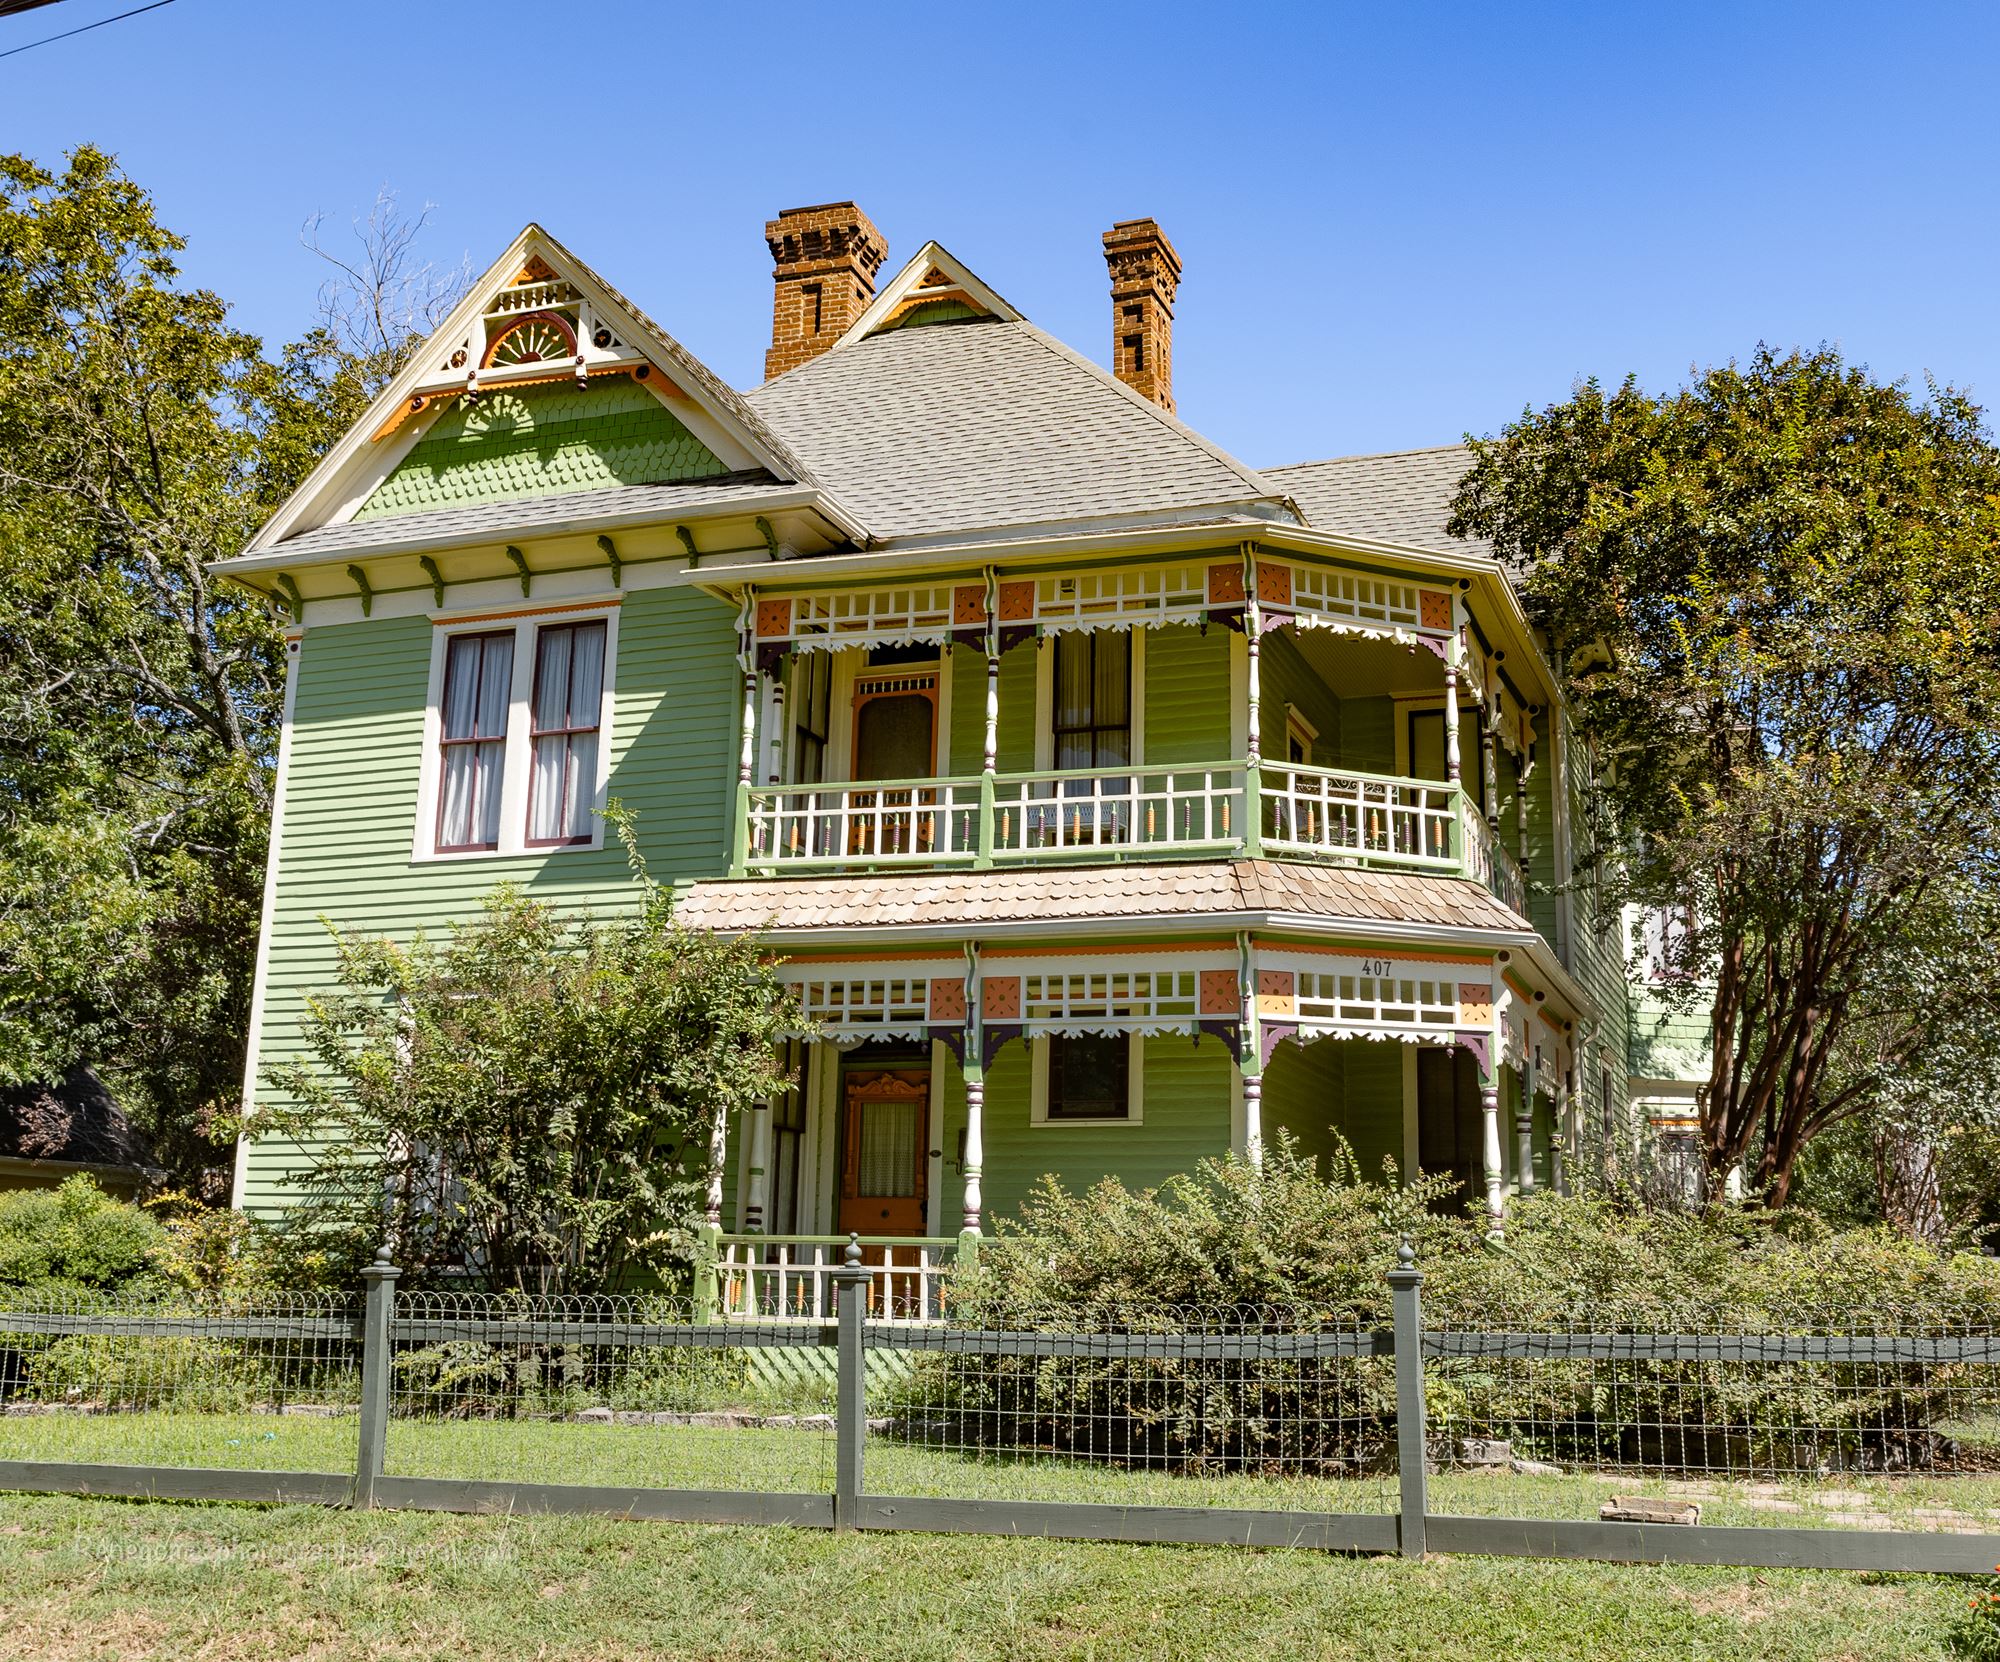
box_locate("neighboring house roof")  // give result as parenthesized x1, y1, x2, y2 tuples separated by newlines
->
(677, 858, 1527, 936)
(0, 1067, 159, 1176)
(271, 472, 791, 559)
(745, 317, 1292, 544)
(1262, 446, 1493, 561)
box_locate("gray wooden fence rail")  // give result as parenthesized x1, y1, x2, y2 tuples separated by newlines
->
(2, 1241, 1998, 1575)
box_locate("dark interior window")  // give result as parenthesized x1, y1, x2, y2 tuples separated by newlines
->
(1047, 1034, 1130, 1120)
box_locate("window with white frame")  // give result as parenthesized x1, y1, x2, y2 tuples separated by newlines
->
(418, 606, 617, 861)
(1031, 1034, 1144, 1124)
(436, 630, 514, 852)
(526, 620, 608, 846)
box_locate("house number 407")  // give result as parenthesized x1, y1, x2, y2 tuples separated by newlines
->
(1358, 958, 1395, 978)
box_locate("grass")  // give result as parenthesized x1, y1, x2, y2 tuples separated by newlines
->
(7, 1409, 2000, 1533)
(0, 1488, 1983, 1661)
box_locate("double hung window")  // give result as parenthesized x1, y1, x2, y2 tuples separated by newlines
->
(527, 620, 608, 846)
(437, 631, 514, 852)
(423, 607, 615, 860)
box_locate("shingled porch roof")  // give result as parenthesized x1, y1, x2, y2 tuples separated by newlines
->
(676, 858, 1528, 938)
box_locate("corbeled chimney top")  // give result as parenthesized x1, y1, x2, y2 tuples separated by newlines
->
(1102, 217, 1181, 413)
(764, 201, 888, 380)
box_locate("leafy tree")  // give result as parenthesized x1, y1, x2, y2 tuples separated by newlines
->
(0, 149, 456, 1191)
(1450, 347, 2000, 1207)
(256, 822, 798, 1294)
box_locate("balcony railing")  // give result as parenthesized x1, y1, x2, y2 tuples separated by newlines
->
(1463, 808, 1530, 916)
(716, 1234, 957, 1324)
(746, 777, 983, 866)
(989, 764, 1242, 858)
(738, 760, 1533, 913)
(1260, 763, 1459, 867)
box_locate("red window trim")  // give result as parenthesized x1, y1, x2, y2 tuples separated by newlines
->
(524, 618, 608, 848)
(435, 629, 514, 854)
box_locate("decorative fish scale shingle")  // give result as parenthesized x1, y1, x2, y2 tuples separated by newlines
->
(355, 380, 727, 520)
(677, 858, 1527, 936)
(743, 318, 1287, 542)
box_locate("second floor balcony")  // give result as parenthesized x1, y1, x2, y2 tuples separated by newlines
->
(737, 760, 1529, 917)
(718, 546, 1550, 926)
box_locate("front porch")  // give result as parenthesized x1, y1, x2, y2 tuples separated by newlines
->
(690, 928, 1586, 1323)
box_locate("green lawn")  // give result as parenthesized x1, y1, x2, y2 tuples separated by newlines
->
(7, 1409, 2000, 1532)
(0, 1489, 1981, 1661)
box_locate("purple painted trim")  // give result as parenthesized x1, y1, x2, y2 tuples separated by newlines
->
(998, 624, 1036, 655)
(981, 1024, 1023, 1070)
(1455, 1029, 1491, 1075)
(950, 628, 986, 654)
(1417, 636, 1448, 662)
(1259, 1020, 1299, 1067)
(755, 641, 790, 676)
(1196, 1019, 1241, 1053)
(1208, 605, 1247, 635)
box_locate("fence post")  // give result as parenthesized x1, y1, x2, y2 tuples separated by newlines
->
(353, 1245, 400, 1510)
(1387, 1236, 1428, 1558)
(832, 1232, 870, 1531)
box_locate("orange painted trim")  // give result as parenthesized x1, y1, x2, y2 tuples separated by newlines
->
(778, 951, 960, 968)
(1259, 940, 1491, 966)
(433, 599, 622, 627)
(981, 941, 1227, 960)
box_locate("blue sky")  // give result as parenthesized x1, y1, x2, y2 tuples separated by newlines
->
(7, 0, 1997, 468)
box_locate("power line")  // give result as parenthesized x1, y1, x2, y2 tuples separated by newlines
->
(0, 0, 175, 60)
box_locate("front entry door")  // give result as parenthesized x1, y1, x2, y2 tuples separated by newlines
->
(839, 1069, 930, 1236)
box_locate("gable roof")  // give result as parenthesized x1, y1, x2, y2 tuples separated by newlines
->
(833, 240, 1025, 344)
(746, 315, 1292, 544)
(0, 1066, 160, 1175)
(243, 224, 824, 556)
(1262, 445, 1492, 560)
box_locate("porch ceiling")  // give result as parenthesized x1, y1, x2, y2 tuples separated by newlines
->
(677, 857, 1525, 937)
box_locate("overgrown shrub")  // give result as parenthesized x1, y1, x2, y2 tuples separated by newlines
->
(896, 1146, 2000, 1476)
(0, 1176, 174, 1297)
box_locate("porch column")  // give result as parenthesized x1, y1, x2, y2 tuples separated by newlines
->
(976, 583, 999, 867)
(731, 596, 761, 872)
(764, 673, 786, 787)
(743, 1093, 774, 1233)
(1243, 550, 1264, 857)
(1242, 1077, 1264, 1172)
(1443, 655, 1462, 784)
(1482, 955, 1507, 1238)
(1237, 932, 1263, 1171)
(960, 1065, 985, 1241)
(1480, 1076, 1506, 1238)
(1517, 729, 1533, 872)
(1551, 1067, 1571, 1196)
(1482, 695, 1501, 833)
(1515, 1061, 1536, 1196)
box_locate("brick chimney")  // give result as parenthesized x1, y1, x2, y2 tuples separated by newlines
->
(763, 202, 888, 379)
(1102, 218, 1181, 412)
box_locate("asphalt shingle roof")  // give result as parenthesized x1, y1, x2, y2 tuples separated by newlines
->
(744, 319, 1288, 543)
(677, 858, 1526, 936)
(1263, 446, 1492, 560)
(0, 1066, 159, 1173)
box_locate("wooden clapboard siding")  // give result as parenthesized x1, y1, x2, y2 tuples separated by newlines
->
(1262, 1036, 1407, 1184)
(933, 1037, 1235, 1229)
(1141, 624, 1231, 764)
(238, 587, 739, 1218)
(1257, 630, 1343, 764)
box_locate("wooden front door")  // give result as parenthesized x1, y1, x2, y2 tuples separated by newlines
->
(839, 1069, 930, 1237)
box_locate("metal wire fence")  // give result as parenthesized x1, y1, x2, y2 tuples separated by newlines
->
(1424, 1301, 2000, 1532)
(0, 1290, 361, 1474)
(0, 1251, 1996, 1572)
(870, 1306, 1399, 1512)
(382, 1291, 835, 1494)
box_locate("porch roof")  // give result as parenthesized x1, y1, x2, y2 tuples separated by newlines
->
(676, 857, 1527, 937)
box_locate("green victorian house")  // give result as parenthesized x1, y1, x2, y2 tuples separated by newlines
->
(218, 202, 1683, 1316)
